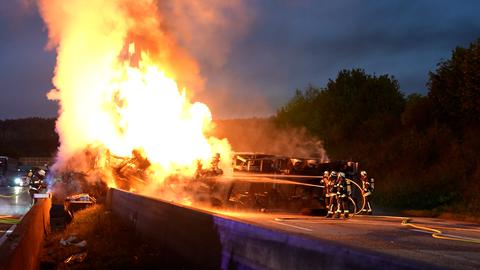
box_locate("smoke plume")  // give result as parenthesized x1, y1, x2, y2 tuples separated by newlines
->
(211, 118, 329, 161)
(36, 0, 250, 176)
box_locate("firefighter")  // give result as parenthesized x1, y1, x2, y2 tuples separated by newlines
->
(360, 171, 374, 215)
(26, 169, 33, 183)
(325, 171, 337, 218)
(320, 171, 329, 207)
(194, 160, 204, 179)
(29, 169, 46, 205)
(335, 172, 351, 218)
(210, 153, 223, 175)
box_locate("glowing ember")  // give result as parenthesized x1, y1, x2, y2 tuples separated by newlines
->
(37, 0, 232, 189)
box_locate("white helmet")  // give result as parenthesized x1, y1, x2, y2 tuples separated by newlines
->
(338, 172, 345, 178)
(323, 171, 329, 176)
(360, 171, 367, 177)
(37, 169, 46, 177)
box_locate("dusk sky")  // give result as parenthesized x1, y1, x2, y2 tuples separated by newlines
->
(1, 0, 480, 119)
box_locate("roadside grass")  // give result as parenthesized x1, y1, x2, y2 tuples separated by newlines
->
(39, 204, 168, 270)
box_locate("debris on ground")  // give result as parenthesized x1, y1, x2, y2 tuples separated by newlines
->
(65, 194, 97, 203)
(48, 172, 108, 205)
(64, 252, 87, 265)
(74, 240, 87, 248)
(59, 235, 77, 246)
(40, 205, 179, 270)
(65, 194, 96, 212)
(59, 235, 87, 248)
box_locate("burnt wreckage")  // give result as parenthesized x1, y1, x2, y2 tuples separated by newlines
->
(227, 153, 365, 215)
(110, 152, 366, 215)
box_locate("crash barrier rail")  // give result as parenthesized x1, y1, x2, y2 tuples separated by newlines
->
(0, 194, 18, 199)
(0, 198, 51, 270)
(108, 188, 438, 270)
(0, 216, 21, 225)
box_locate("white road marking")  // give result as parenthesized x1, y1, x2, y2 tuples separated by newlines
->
(275, 218, 391, 227)
(270, 220, 313, 232)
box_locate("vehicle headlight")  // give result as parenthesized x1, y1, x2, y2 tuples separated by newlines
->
(14, 177, 22, 185)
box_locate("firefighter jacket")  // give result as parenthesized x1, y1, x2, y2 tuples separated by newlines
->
(361, 176, 374, 196)
(336, 177, 351, 198)
(320, 176, 329, 188)
(325, 177, 337, 197)
(29, 177, 43, 190)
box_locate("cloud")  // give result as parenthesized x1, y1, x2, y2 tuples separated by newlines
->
(1, 0, 480, 119)
(198, 0, 480, 117)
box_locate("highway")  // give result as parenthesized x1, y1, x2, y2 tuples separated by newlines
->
(2, 182, 477, 269)
(0, 187, 31, 241)
(215, 210, 480, 270)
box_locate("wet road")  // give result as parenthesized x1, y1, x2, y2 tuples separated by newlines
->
(0, 187, 31, 240)
(217, 211, 480, 270)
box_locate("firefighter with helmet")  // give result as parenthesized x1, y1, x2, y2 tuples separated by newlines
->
(210, 153, 223, 175)
(335, 172, 351, 218)
(360, 171, 374, 215)
(320, 171, 329, 208)
(29, 169, 47, 205)
(26, 169, 33, 183)
(325, 171, 337, 218)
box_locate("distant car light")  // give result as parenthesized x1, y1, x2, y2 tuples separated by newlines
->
(14, 177, 22, 185)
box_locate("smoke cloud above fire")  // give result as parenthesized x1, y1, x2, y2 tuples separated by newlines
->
(35, 0, 252, 182)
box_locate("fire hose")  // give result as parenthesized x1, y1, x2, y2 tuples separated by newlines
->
(252, 174, 479, 244)
(347, 179, 366, 215)
(274, 215, 480, 245)
(401, 218, 480, 245)
(273, 177, 479, 244)
(226, 175, 366, 216)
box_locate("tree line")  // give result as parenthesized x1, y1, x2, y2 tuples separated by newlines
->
(275, 39, 480, 213)
(0, 118, 58, 157)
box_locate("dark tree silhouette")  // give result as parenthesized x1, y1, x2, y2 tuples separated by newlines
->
(428, 39, 480, 129)
(276, 69, 405, 154)
(0, 118, 58, 157)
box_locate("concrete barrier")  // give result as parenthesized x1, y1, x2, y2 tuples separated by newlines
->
(108, 188, 441, 270)
(0, 198, 51, 270)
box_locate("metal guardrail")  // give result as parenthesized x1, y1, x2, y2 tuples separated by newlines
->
(0, 198, 51, 270)
(107, 188, 439, 270)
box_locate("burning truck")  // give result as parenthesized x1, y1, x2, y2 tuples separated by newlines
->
(91, 150, 364, 215)
(228, 153, 364, 214)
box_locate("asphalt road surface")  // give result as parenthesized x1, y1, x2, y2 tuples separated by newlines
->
(0, 187, 31, 240)
(217, 211, 480, 270)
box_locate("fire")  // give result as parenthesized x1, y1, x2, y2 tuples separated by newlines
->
(101, 44, 230, 180)
(37, 0, 233, 189)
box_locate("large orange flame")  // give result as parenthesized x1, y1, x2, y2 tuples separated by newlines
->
(37, 0, 233, 188)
